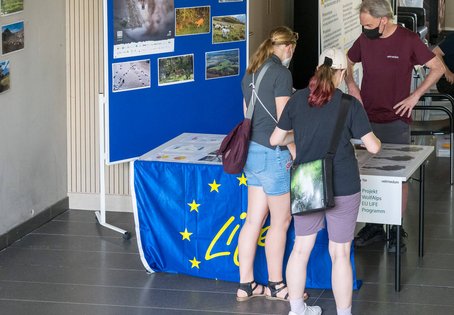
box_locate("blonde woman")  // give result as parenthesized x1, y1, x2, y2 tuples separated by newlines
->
(236, 26, 308, 302)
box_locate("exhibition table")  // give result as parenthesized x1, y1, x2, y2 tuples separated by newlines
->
(131, 133, 433, 292)
(355, 142, 433, 291)
(130, 133, 360, 289)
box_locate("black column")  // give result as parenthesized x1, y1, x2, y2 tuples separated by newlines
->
(292, 0, 318, 89)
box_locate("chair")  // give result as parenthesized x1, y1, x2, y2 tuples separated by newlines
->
(411, 93, 453, 184)
(397, 13, 417, 33)
(398, 6, 429, 39)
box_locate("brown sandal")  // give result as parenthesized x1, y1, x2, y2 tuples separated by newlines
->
(236, 280, 265, 302)
(266, 280, 309, 301)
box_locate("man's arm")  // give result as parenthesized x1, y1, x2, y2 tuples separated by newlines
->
(433, 46, 454, 83)
(394, 56, 445, 117)
(345, 57, 363, 104)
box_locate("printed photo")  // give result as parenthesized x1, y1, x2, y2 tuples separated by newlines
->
(2, 21, 24, 54)
(113, 0, 175, 57)
(158, 54, 194, 86)
(176, 6, 210, 36)
(0, 60, 10, 94)
(206, 49, 239, 79)
(112, 59, 151, 93)
(212, 14, 246, 44)
(0, 0, 24, 16)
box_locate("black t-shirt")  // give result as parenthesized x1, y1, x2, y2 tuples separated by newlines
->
(439, 33, 454, 73)
(278, 88, 372, 196)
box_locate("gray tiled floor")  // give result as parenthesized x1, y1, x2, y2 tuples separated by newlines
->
(0, 152, 453, 314)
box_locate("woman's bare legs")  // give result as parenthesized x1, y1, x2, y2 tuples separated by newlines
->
(286, 234, 317, 300)
(329, 240, 353, 311)
(265, 192, 292, 298)
(237, 186, 269, 298)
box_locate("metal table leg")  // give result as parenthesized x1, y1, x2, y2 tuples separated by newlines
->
(395, 224, 401, 292)
(419, 163, 425, 257)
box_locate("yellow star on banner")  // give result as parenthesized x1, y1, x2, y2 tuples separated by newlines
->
(208, 179, 221, 192)
(187, 200, 200, 212)
(180, 228, 193, 241)
(189, 257, 201, 269)
(237, 173, 248, 186)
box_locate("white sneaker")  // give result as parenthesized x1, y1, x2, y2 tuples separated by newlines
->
(288, 305, 322, 315)
(303, 305, 322, 315)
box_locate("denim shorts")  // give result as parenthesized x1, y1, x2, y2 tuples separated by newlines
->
(244, 141, 292, 196)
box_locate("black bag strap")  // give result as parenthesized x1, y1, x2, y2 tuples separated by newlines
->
(327, 94, 352, 155)
(245, 62, 272, 119)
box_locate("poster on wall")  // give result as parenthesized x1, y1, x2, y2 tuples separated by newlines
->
(212, 14, 246, 44)
(205, 49, 239, 79)
(158, 54, 194, 86)
(175, 6, 210, 36)
(1, 21, 24, 55)
(112, 59, 151, 93)
(319, 0, 362, 89)
(113, 0, 175, 58)
(0, 0, 23, 16)
(0, 60, 10, 94)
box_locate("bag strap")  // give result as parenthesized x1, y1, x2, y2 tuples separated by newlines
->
(327, 94, 352, 155)
(245, 62, 272, 119)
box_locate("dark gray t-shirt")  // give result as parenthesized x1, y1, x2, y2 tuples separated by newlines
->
(241, 55, 293, 149)
(439, 33, 454, 72)
(278, 88, 372, 196)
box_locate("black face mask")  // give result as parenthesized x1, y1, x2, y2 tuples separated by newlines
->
(362, 19, 383, 39)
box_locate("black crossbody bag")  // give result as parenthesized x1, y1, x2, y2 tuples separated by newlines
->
(290, 94, 352, 215)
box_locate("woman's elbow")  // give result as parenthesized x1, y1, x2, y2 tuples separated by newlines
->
(367, 141, 381, 154)
(269, 136, 279, 146)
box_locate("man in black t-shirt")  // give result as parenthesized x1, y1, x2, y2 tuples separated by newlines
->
(433, 33, 454, 96)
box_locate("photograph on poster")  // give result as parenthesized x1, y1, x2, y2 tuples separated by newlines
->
(1, 21, 24, 54)
(112, 59, 151, 93)
(219, 0, 243, 2)
(0, 0, 23, 16)
(158, 54, 194, 86)
(212, 14, 246, 44)
(206, 49, 239, 79)
(0, 60, 10, 94)
(113, 0, 175, 58)
(175, 6, 210, 36)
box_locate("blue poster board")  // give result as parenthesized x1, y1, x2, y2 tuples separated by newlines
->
(104, 0, 248, 163)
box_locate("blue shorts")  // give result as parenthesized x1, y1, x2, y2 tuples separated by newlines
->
(244, 141, 292, 196)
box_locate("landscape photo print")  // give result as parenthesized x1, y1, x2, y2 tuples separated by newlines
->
(0, 0, 24, 16)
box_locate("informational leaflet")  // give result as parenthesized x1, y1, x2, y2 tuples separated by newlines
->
(140, 133, 224, 165)
(357, 175, 402, 225)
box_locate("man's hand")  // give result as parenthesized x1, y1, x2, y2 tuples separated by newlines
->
(393, 93, 420, 117)
(445, 70, 454, 84)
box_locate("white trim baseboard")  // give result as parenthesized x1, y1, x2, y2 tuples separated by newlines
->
(68, 193, 132, 212)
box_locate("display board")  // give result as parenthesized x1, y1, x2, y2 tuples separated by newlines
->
(104, 0, 248, 163)
(319, 0, 363, 90)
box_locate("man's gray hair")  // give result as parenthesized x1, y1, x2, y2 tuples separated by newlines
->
(359, 0, 394, 20)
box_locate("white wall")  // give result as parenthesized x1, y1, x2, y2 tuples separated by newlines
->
(0, 0, 67, 235)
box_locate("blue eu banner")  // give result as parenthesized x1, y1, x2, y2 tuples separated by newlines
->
(132, 160, 361, 289)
